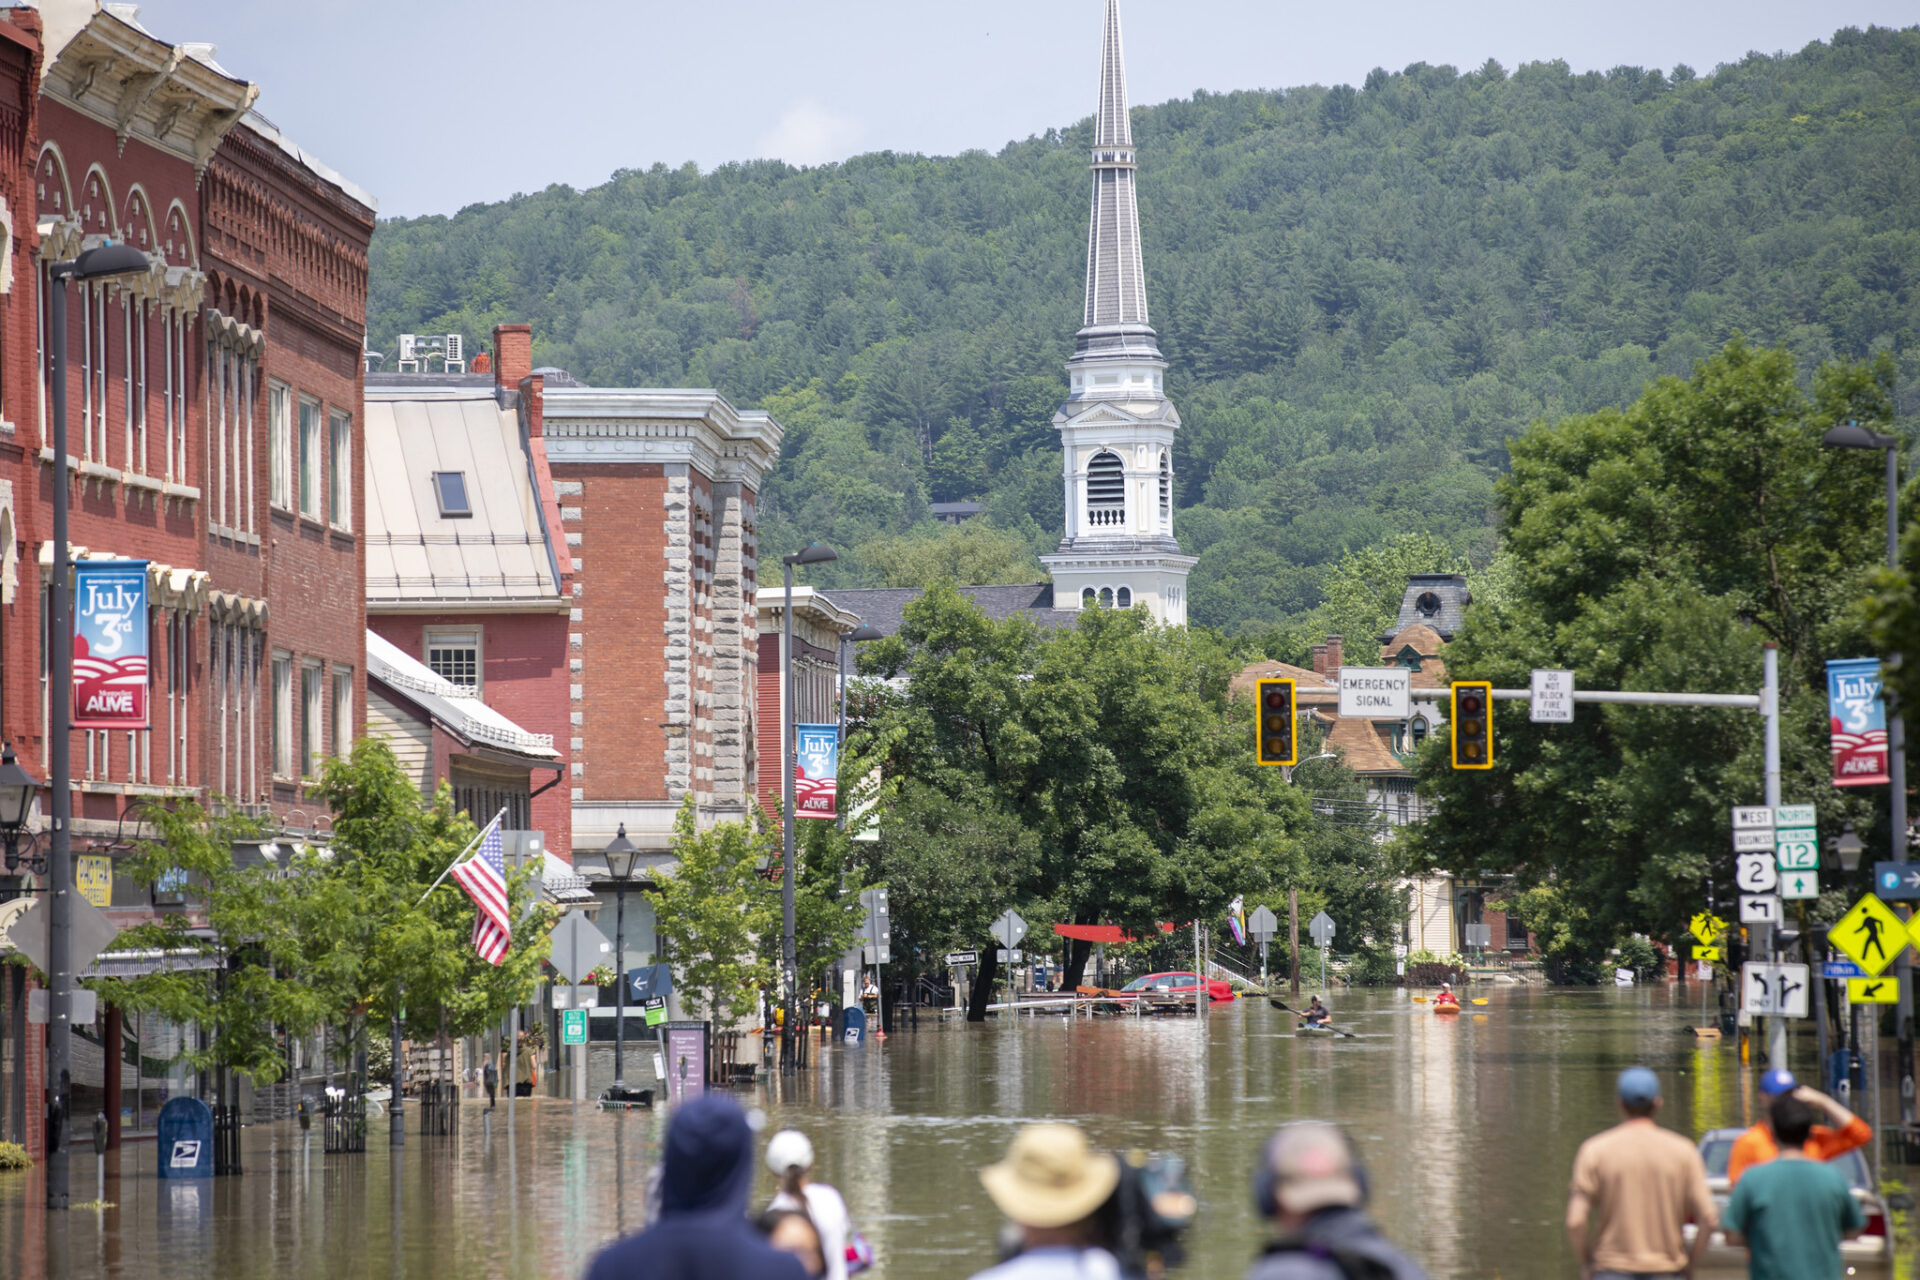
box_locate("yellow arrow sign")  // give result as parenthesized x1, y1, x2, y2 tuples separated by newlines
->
(1691, 945, 1722, 961)
(1849, 976, 1899, 1005)
(1690, 912, 1728, 945)
(1829, 894, 1912, 978)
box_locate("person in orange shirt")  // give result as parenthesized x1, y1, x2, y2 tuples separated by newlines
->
(1433, 982, 1459, 1008)
(1726, 1069, 1870, 1185)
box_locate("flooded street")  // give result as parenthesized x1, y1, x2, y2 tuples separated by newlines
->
(3, 985, 1911, 1279)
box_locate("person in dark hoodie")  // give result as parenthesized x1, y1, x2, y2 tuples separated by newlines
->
(1246, 1122, 1429, 1280)
(584, 1094, 808, 1280)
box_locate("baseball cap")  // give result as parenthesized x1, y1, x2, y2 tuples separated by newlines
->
(1265, 1122, 1363, 1214)
(765, 1129, 815, 1174)
(1617, 1066, 1661, 1105)
(1759, 1068, 1797, 1097)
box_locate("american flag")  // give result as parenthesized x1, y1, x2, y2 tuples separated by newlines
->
(450, 820, 512, 965)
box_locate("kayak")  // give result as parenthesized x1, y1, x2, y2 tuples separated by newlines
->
(1296, 1022, 1339, 1036)
(1433, 1002, 1461, 1015)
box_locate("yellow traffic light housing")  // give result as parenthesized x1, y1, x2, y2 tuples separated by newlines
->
(1451, 681, 1493, 770)
(1255, 678, 1298, 766)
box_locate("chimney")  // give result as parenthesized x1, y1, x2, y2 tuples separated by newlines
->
(1310, 644, 1327, 676)
(519, 374, 545, 438)
(493, 323, 532, 391)
(1325, 635, 1343, 674)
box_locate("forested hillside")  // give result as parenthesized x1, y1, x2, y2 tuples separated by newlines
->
(369, 26, 1920, 634)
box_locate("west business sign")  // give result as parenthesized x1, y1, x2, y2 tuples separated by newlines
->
(1826, 658, 1890, 787)
(1338, 667, 1410, 720)
(73, 561, 150, 729)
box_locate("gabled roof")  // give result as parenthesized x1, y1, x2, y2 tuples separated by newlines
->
(366, 631, 558, 761)
(1325, 715, 1404, 775)
(364, 387, 565, 610)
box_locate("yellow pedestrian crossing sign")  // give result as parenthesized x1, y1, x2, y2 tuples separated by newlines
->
(1829, 894, 1912, 978)
(1849, 976, 1899, 1005)
(1689, 913, 1728, 946)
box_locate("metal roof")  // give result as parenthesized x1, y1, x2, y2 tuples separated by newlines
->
(364, 388, 564, 608)
(1385, 574, 1472, 642)
(366, 631, 559, 760)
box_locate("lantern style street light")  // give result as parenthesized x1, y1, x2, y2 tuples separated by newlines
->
(44, 240, 156, 1209)
(1833, 823, 1866, 874)
(603, 825, 640, 1093)
(780, 543, 837, 1070)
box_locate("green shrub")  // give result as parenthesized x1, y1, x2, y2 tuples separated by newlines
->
(0, 1141, 31, 1170)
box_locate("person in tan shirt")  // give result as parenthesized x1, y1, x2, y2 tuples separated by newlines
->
(1566, 1066, 1716, 1280)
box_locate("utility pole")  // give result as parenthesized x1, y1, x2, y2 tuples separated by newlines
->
(1288, 888, 1300, 997)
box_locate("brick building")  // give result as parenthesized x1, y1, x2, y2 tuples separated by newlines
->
(0, 1, 374, 1156)
(755, 587, 861, 827)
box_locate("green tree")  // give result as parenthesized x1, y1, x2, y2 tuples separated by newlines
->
(858, 522, 1044, 588)
(650, 798, 780, 1023)
(1314, 533, 1471, 646)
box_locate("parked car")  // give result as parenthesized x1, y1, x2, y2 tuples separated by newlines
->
(1681, 1125, 1894, 1276)
(1118, 971, 1236, 1003)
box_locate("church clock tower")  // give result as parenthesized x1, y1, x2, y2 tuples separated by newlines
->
(1040, 0, 1196, 624)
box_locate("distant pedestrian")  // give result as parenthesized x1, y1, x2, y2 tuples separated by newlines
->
(582, 1094, 807, 1280)
(1721, 1093, 1865, 1280)
(482, 1056, 498, 1110)
(767, 1129, 853, 1280)
(1726, 1070, 1870, 1186)
(968, 1122, 1122, 1280)
(1566, 1066, 1715, 1280)
(1245, 1120, 1428, 1280)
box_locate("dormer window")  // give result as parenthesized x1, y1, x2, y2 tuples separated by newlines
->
(433, 471, 472, 518)
(1415, 591, 1442, 616)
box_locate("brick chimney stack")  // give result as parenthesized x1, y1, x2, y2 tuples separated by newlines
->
(493, 323, 532, 390)
(1325, 634, 1344, 674)
(1310, 644, 1327, 676)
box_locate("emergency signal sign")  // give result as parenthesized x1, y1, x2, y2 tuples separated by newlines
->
(1255, 678, 1298, 767)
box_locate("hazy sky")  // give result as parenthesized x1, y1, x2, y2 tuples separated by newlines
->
(117, 0, 1917, 218)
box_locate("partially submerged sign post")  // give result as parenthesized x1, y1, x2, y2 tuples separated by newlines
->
(1308, 912, 1335, 992)
(1248, 905, 1279, 985)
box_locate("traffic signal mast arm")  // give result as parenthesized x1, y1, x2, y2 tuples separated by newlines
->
(1481, 687, 1762, 710)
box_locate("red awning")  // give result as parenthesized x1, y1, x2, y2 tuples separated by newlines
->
(1051, 923, 1178, 944)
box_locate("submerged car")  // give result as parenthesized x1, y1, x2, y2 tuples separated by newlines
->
(1682, 1125, 1894, 1276)
(1117, 971, 1236, 1003)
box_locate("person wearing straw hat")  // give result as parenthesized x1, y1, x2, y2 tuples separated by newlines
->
(969, 1123, 1123, 1280)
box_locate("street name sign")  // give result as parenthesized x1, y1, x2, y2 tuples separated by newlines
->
(561, 1009, 587, 1046)
(1829, 894, 1911, 977)
(1731, 806, 1775, 831)
(1741, 961, 1810, 1017)
(1774, 828, 1819, 869)
(1823, 960, 1864, 979)
(1849, 976, 1899, 1005)
(990, 909, 1028, 949)
(1780, 870, 1820, 900)
(1775, 804, 1816, 827)
(945, 950, 979, 967)
(1248, 905, 1279, 942)
(1739, 894, 1782, 925)
(1530, 669, 1574, 723)
(1735, 853, 1778, 894)
(1876, 862, 1920, 900)
(1338, 667, 1410, 720)
(1733, 830, 1776, 852)
(1308, 911, 1336, 947)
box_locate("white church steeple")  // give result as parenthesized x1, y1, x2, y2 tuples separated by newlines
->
(1041, 0, 1196, 623)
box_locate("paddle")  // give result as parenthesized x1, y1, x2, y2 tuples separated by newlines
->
(1270, 998, 1357, 1038)
(1470, 998, 1490, 1006)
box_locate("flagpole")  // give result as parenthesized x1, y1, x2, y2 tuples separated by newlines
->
(417, 808, 509, 905)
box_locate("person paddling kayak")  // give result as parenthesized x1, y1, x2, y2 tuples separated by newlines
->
(1433, 983, 1459, 1009)
(1300, 997, 1332, 1028)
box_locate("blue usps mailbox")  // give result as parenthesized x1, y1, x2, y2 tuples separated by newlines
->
(157, 1097, 213, 1179)
(841, 1005, 867, 1045)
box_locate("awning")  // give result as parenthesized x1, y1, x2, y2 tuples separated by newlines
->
(1052, 922, 1177, 944)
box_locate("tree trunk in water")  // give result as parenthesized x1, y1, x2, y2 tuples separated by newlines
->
(1061, 937, 1093, 991)
(966, 950, 1000, 1022)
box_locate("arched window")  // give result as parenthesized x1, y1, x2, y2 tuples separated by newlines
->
(1086, 450, 1124, 527)
(1082, 587, 1097, 608)
(1159, 453, 1171, 520)
(1098, 587, 1114, 608)
(1116, 586, 1132, 608)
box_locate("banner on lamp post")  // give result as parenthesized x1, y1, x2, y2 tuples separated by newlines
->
(794, 723, 839, 820)
(73, 560, 150, 729)
(1826, 658, 1890, 787)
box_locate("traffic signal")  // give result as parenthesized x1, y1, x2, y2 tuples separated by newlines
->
(1255, 678, 1297, 766)
(1451, 681, 1493, 770)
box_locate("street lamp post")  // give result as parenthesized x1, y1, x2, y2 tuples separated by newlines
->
(45, 240, 153, 1209)
(780, 544, 837, 1071)
(0, 745, 43, 1145)
(831, 625, 883, 1021)
(1283, 752, 1336, 996)
(1823, 420, 1914, 1125)
(603, 825, 639, 1094)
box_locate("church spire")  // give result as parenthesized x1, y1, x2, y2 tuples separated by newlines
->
(1081, 0, 1152, 338)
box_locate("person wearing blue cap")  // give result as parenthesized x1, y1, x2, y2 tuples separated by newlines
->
(1566, 1066, 1715, 1280)
(1725, 1069, 1869, 1186)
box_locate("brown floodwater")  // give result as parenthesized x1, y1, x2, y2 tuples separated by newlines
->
(1, 984, 1911, 1279)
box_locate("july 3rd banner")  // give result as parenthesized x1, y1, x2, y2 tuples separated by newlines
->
(73, 560, 150, 729)
(1826, 657, 1890, 787)
(794, 723, 839, 820)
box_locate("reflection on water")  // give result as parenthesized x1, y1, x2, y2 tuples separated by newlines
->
(1, 985, 1909, 1279)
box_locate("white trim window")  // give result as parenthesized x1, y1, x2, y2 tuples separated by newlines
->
(271, 652, 293, 778)
(298, 397, 322, 519)
(301, 662, 323, 778)
(425, 627, 480, 693)
(328, 409, 351, 530)
(269, 381, 291, 510)
(332, 666, 353, 758)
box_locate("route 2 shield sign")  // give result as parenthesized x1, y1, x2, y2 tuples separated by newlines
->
(1735, 853, 1778, 894)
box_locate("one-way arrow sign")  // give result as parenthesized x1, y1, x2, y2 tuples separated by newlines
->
(1876, 861, 1920, 900)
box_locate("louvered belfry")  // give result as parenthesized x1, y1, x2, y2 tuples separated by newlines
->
(1042, 0, 1197, 624)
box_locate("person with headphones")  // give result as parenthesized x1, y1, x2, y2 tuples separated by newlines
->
(1247, 1122, 1430, 1280)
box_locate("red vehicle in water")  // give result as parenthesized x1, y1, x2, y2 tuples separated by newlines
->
(1102, 971, 1236, 1003)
